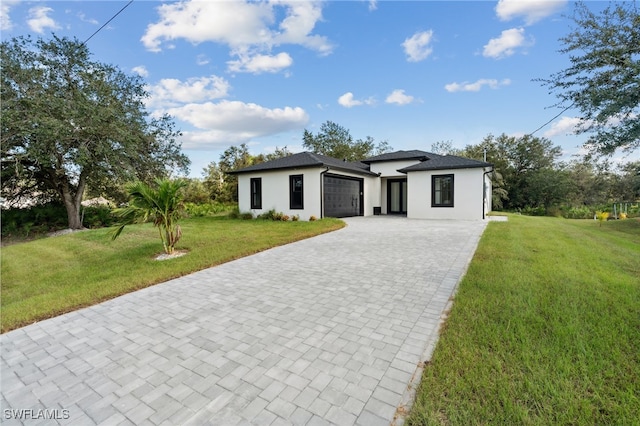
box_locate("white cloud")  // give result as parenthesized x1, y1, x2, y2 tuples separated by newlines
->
(0, 0, 19, 31)
(228, 52, 293, 74)
(402, 30, 434, 62)
(338, 92, 361, 108)
(144, 73, 308, 149)
(368, 1, 378, 12)
(132, 66, 149, 78)
(543, 116, 582, 137)
(196, 54, 210, 66)
(141, 0, 331, 73)
(483, 27, 531, 59)
(496, 0, 567, 25)
(444, 78, 511, 93)
(77, 12, 99, 25)
(274, 1, 331, 54)
(165, 100, 309, 149)
(338, 92, 375, 108)
(147, 75, 231, 108)
(385, 89, 415, 105)
(27, 6, 60, 33)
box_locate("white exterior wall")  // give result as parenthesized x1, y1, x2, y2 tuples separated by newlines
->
(369, 160, 419, 177)
(237, 168, 322, 220)
(237, 168, 379, 220)
(407, 168, 489, 220)
(365, 175, 381, 216)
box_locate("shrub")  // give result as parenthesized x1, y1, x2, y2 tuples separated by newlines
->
(561, 206, 593, 219)
(227, 207, 253, 220)
(82, 206, 117, 228)
(291, 215, 299, 221)
(309, 215, 317, 221)
(257, 210, 291, 221)
(2, 203, 67, 237)
(185, 202, 235, 217)
(257, 209, 278, 220)
(519, 206, 547, 216)
(227, 207, 241, 219)
(595, 211, 610, 226)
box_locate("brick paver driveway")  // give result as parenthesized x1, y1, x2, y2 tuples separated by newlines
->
(1, 217, 487, 425)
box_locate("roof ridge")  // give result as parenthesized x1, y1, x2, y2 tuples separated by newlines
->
(306, 151, 324, 164)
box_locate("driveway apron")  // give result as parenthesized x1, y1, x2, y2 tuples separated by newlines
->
(1, 217, 487, 425)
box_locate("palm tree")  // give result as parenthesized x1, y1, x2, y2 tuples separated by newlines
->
(111, 179, 187, 255)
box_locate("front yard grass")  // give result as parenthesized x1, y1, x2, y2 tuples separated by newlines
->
(407, 215, 640, 425)
(1, 216, 344, 333)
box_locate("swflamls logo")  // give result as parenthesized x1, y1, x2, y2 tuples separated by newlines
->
(3, 408, 70, 420)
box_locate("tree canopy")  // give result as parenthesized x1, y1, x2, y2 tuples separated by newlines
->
(542, 1, 640, 156)
(203, 143, 293, 202)
(1, 35, 189, 229)
(302, 121, 392, 161)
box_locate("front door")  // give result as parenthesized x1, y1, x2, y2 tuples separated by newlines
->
(387, 179, 407, 214)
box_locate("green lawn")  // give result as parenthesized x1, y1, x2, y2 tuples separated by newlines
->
(1, 216, 344, 333)
(407, 215, 640, 425)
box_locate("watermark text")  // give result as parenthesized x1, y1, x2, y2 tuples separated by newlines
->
(4, 408, 70, 420)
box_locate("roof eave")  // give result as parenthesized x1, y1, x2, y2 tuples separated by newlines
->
(399, 163, 493, 173)
(362, 155, 429, 164)
(228, 164, 321, 175)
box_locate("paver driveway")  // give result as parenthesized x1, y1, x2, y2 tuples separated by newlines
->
(1, 217, 487, 426)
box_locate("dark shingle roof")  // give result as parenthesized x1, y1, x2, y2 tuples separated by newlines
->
(361, 150, 436, 163)
(398, 155, 492, 172)
(229, 151, 379, 176)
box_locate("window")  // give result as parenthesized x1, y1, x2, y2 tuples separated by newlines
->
(250, 178, 262, 209)
(290, 174, 304, 209)
(432, 174, 454, 207)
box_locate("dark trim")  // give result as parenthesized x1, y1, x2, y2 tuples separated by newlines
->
(289, 174, 304, 210)
(320, 167, 330, 218)
(250, 177, 262, 209)
(387, 178, 407, 215)
(432, 174, 454, 208)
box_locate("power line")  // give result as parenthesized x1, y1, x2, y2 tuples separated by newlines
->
(526, 103, 575, 137)
(83, 0, 134, 45)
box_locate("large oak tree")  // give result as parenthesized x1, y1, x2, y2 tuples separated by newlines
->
(1, 35, 189, 229)
(542, 1, 639, 155)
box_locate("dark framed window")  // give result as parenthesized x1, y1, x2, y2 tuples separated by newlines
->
(250, 178, 262, 209)
(290, 174, 304, 209)
(432, 174, 454, 207)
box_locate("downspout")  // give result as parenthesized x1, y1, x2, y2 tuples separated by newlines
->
(320, 167, 330, 219)
(482, 167, 494, 220)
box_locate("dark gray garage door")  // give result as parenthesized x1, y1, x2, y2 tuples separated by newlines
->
(323, 174, 363, 218)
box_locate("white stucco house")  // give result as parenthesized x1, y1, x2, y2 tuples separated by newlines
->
(229, 150, 493, 221)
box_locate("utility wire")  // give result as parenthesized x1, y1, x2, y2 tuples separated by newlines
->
(526, 103, 575, 137)
(82, 0, 134, 45)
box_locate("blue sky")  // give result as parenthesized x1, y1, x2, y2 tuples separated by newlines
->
(2, 1, 636, 177)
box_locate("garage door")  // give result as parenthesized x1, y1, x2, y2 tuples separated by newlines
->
(323, 174, 363, 218)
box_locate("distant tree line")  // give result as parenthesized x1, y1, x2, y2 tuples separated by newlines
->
(432, 135, 640, 216)
(196, 127, 638, 216)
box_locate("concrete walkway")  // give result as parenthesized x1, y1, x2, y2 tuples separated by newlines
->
(1, 217, 487, 426)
